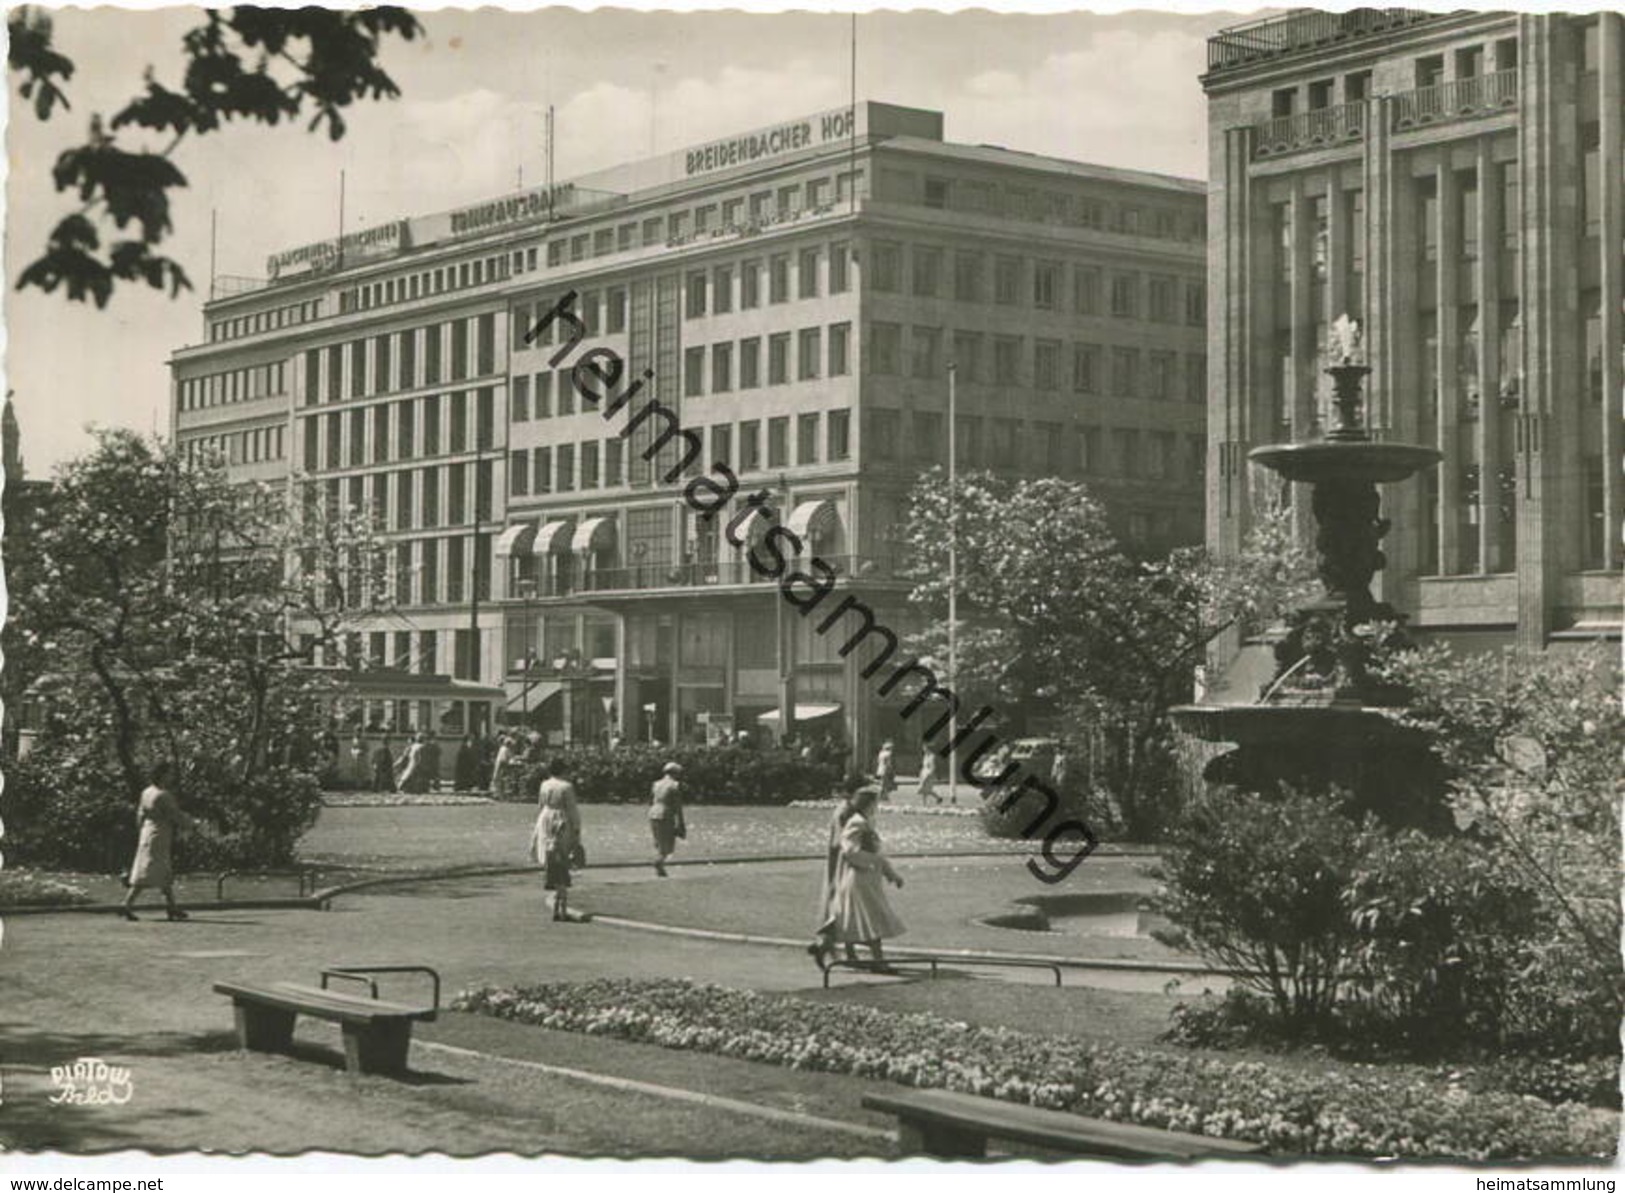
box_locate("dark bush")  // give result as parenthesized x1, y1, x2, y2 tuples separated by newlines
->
(505, 743, 841, 806)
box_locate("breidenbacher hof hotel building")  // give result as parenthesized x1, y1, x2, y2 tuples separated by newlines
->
(170, 102, 1208, 764)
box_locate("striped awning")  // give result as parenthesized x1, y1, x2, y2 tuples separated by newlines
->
(533, 520, 575, 555)
(727, 506, 775, 553)
(787, 499, 838, 545)
(571, 516, 616, 553)
(494, 522, 537, 557)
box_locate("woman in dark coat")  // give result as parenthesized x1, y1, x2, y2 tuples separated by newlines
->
(454, 735, 478, 792)
(370, 737, 396, 792)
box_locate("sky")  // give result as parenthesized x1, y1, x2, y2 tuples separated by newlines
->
(3, 4, 1249, 475)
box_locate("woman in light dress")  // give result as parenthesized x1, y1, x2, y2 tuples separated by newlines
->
(529, 757, 584, 922)
(119, 762, 189, 922)
(812, 783, 905, 969)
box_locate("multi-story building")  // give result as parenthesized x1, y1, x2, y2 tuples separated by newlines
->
(1202, 10, 1622, 682)
(170, 101, 1208, 763)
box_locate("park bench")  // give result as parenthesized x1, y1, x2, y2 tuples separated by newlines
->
(213, 964, 440, 1077)
(863, 1088, 1268, 1160)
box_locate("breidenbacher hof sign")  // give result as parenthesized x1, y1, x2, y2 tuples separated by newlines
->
(684, 107, 857, 178)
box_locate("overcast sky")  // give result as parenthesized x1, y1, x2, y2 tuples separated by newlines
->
(5, 5, 1247, 474)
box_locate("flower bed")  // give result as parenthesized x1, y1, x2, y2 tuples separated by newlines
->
(787, 799, 980, 819)
(0, 869, 94, 908)
(321, 791, 496, 808)
(452, 978, 1617, 1160)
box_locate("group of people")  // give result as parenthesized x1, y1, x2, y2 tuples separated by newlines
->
(362, 730, 552, 796)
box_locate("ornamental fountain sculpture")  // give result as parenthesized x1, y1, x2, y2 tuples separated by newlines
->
(1172, 316, 1449, 828)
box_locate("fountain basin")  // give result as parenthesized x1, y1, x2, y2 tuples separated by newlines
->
(1249, 441, 1441, 484)
(1170, 701, 1410, 747)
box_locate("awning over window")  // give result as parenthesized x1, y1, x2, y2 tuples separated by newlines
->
(787, 499, 838, 545)
(571, 516, 617, 553)
(757, 703, 842, 724)
(726, 506, 774, 554)
(505, 681, 564, 710)
(533, 520, 575, 555)
(494, 522, 537, 557)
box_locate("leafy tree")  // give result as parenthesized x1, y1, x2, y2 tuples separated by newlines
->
(6, 430, 390, 869)
(900, 470, 1314, 838)
(8, 5, 422, 306)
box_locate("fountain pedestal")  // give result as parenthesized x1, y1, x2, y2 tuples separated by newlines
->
(1172, 344, 1448, 828)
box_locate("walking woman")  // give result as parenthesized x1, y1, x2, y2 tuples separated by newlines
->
(648, 761, 686, 877)
(530, 757, 584, 922)
(120, 762, 189, 922)
(811, 782, 905, 968)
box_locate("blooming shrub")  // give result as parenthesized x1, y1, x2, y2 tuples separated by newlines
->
(0, 869, 93, 907)
(505, 744, 841, 806)
(451, 978, 1617, 1159)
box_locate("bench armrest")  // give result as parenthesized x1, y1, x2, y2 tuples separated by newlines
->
(321, 964, 440, 1017)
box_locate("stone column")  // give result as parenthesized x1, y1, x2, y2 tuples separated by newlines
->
(1599, 12, 1624, 573)
(1475, 139, 1502, 573)
(1436, 160, 1462, 576)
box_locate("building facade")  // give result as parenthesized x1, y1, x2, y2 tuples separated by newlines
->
(1202, 10, 1622, 680)
(170, 101, 1208, 764)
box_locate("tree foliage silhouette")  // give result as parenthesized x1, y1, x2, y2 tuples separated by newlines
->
(8, 5, 422, 307)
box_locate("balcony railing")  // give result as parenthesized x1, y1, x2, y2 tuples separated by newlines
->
(1208, 8, 1439, 72)
(1254, 102, 1368, 159)
(1391, 69, 1519, 131)
(508, 554, 905, 600)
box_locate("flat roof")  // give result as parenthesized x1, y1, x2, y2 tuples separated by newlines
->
(882, 136, 1205, 195)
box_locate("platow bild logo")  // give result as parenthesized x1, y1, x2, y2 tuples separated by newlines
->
(49, 1057, 133, 1105)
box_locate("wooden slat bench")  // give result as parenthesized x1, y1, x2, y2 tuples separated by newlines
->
(863, 1089, 1267, 1160)
(213, 972, 437, 1077)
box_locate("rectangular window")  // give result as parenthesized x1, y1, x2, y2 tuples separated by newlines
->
(710, 424, 732, 471)
(1112, 347, 1140, 396)
(798, 247, 819, 299)
(797, 413, 819, 465)
(829, 242, 850, 293)
(348, 409, 366, 467)
(375, 336, 393, 393)
(768, 333, 790, 384)
(424, 325, 442, 385)
(1149, 276, 1177, 323)
(512, 375, 530, 422)
(532, 446, 551, 494)
(581, 441, 600, 489)
(421, 395, 439, 455)
(1149, 351, 1176, 400)
(769, 254, 791, 303)
(741, 259, 761, 309)
(953, 331, 983, 383)
(684, 347, 706, 397)
(739, 420, 762, 472)
(995, 256, 1022, 305)
(912, 246, 942, 297)
(911, 326, 941, 380)
(768, 417, 789, 468)
(534, 372, 553, 419)
(373, 403, 391, 463)
(871, 409, 900, 461)
(510, 450, 530, 496)
(870, 322, 901, 375)
(1073, 343, 1099, 393)
(350, 341, 367, 398)
(450, 320, 469, 380)
(740, 337, 761, 388)
(798, 327, 822, 380)
(686, 271, 707, 318)
(711, 343, 733, 393)
(396, 471, 413, 530)
(954, 252, 983, 302)
(1186, 353, 1207, 404)
(993, 336, 1021, 384)
(712, 267, 732, 314)
(1110, 273, 1139, 319)
(556, 443, 575, 491)
(1185, 280, 1206, 326)
(1034, 340, 1060, 390)
(829, 322, 851, 376)
(872, 241, 902, 292)
(605, 439, 623, 486)
(607, 287, 627, 333)
(827, 409, 851, 461)
(1033, 261, 1061, 309)
(476, 314, 495, 376)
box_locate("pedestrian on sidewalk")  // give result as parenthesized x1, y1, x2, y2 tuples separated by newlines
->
(807, 774, 863, 967)
(370, 737, 396, 793)
(120, 762, 190, 922)
(648, 760, 687, 877)
(490, 732, 516, 798)
(529, 757, 584, 922)
(875, 740, 897, 801)
(916, 750, 940, 804)
(454, 735, 478, 792)
(820, 784, 905, 969)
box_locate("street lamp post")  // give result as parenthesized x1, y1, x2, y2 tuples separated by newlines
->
(946, 361, 958, 804)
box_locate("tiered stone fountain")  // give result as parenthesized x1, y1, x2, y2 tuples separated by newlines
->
(1172, 317, 1449, 829)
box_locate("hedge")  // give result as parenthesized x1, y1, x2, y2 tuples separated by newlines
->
(503, 744, 842, 806)
(452, 978, 1618, 1160)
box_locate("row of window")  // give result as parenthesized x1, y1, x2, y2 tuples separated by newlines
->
(208, 300, 321, 344)
(336, 252, 521, 318)
(869, 323, 1208, 401)
(181, 425, 287, 467)
(304, 465, 495, 536)
(179, 361, 289, 411)
(510, 410, 855, 497)
(680, 324, 853, 396)
(545, 171, 866, 269)
(301, 389, 496, 472)
(868, 410, 1205, 482)
(683, 245, 851, 317)
(870, 242, 1204, 322)
(514, 289, 627, 350)
(873, 166, 1206, 243)
(303, 317, 499, 405)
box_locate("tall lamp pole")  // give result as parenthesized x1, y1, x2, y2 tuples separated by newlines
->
(469, 411, 486, 685)
(946, 362, 958, 803)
